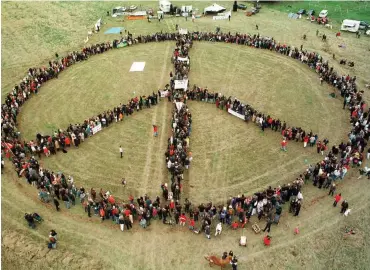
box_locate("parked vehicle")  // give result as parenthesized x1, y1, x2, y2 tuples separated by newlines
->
(319, 10, 328, 18)
(307, 9, 315, 16)
(237, 3, 247, 10)
(359, 21, 369, 30)
(341, 20, 360, 33)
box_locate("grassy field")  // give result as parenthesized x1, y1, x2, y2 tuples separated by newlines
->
(266, 1, 370, 25)
(2, 1, 370, 270)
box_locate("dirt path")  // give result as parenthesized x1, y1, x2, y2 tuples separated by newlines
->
(141, 42, 171, 193)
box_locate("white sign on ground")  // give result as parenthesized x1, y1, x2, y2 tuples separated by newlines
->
(174, 80, 188, 90)
(179, 28, 188, 35)
(228, 108, 245, 120)
(129, 62, 146, 72)
(213, 10, 231, 20)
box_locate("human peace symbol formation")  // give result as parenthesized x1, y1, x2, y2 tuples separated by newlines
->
(1, 31, 363, 236)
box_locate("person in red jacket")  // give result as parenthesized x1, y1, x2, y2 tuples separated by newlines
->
(263, 235, 271, 246)
(99, 208, 105, 221)
(153, 125, 158, 137)
(179, 213, 187, 226)
(333, 193, 342, 207)
(188, 218, 195, 230)
(281, 138, 287, 152)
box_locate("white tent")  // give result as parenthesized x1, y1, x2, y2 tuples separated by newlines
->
(181, 5, 193, 13)
(204, 4, 226, 14)
(159, 0, 171, 13)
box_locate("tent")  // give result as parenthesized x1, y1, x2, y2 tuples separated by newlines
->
(159, 0, 171, 13)
(181, 5, 193, 13)
(204, 4, 226, 14)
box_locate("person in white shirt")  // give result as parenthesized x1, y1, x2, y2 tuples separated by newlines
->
(119, 146, 123, 158)
(215, 222, 222, 236)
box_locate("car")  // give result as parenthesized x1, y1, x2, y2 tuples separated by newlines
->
(237, 4, 247, 10)
(297, 9, 306, 15)
(307, 9, 315, 16)
(319, 10, 328, 18)
(359, 21, 369, 30)
(251, 7, 259, 14)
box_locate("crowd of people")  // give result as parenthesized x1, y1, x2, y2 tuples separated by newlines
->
(163, 34, 193, 204)
(1, 30, 366, 243)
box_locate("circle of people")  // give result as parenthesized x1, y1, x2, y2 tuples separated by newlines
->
(2, 30, 364, 243)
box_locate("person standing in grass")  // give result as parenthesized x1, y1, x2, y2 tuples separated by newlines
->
(333, 193, 341, 207)
(341, 200, 349, 214)
(153, 125, 158, 137)
(281, 138, 287, 152)
(53, 196, 60, 211)
(119, 146, 123, 158)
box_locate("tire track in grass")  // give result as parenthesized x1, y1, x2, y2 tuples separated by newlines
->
(141, 42, 171, 195)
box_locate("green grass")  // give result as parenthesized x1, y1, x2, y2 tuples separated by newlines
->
(266, 1, 370, 24)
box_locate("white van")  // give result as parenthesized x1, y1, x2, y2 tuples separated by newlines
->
(319, 10, 328, 18)
(341, 19, 360, 33)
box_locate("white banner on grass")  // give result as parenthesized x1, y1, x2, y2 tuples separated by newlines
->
(228, 108, 245, 120)
(179, 28, 188, 35)
(175, 80, 188, 90)
(213, 10, 231, 20)
(92, 124, 102, 135)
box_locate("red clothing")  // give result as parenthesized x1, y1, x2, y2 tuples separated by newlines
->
(99, 208, 105, 217)
(169, 201, 175, 209)
(303, 136, 309, 143)
(281, 140, 287, 147)
(112, 208, 118, 216)
(180, 215, 187, 223)
(108, 196, 115, 204)
(153, 125, 158, 132)
(334, 194, 341, 203)
(65, 137, 71, 146)
(264, 236, 271, 246)
(124, 209, 131, 217)
(189, 219, 195, 227)
(231, 222, 239, 229)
